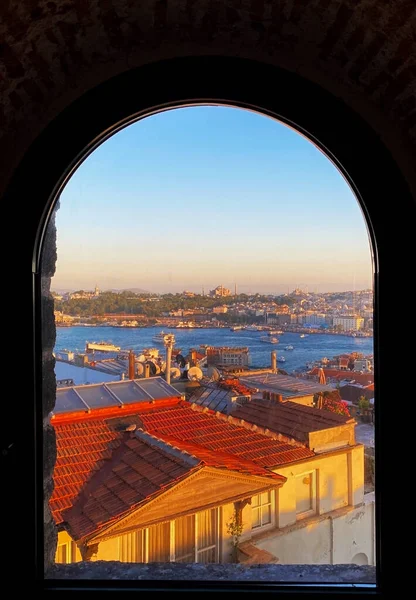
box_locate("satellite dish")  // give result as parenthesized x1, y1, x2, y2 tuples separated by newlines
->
(136, 362, 144, 376)
(169, 367, 181, 381)
(187, 366, 203, 381)
(153, 363, 161, 375)
(207, 366, 221, 381)
(145, 361, 157, 376)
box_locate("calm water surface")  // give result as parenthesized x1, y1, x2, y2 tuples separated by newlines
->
(55, 326, 373, 374)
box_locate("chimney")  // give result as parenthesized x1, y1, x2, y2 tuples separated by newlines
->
(128, 350, 135, 380)
(191, 350, 197, 366)
(165, 343, 172, 384)
(271, 351, 277, 373)
(276, 394, 283, 403)
(144, 362, 150, 378)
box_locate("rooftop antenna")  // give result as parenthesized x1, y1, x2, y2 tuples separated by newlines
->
(163, 333, 175, 384)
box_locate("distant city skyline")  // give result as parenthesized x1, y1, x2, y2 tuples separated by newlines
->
(51, 106, 374, 294)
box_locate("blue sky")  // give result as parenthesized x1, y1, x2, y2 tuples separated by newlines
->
(52, 105, 373, 295)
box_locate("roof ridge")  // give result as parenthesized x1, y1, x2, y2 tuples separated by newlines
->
(188, 402, 305, 448)
(133, 429, 200, 466)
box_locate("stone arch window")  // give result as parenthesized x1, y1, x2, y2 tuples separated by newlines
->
(11, 54, 413, 593)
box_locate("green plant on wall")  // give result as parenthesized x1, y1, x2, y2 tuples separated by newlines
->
(358, 395, 370, 412)
(226, 508, 244, 563)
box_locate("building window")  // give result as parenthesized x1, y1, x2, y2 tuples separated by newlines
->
(118, 509, 219, 564)
(296, 471, 317, 518)
(252, 491, 274, 530)
(119, 530, 145, 563)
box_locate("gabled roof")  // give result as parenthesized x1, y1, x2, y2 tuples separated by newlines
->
(138, 402, 315, 467)
(51, 399, 309, 533)
(63, 430, 200, 541)
(232, 399, 355, 444)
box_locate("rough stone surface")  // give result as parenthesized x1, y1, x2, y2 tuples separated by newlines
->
(0, 1, 415, 197)
(3, 0, 411, 578)
(46, 562, 376, 583)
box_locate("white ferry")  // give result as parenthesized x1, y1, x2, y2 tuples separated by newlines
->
(85, 341, 121, 353)
(260, 336, 279, 344)
(152, 331, 168, 343)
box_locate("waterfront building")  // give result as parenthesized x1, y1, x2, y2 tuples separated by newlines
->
(333, 316, 365, 331)
(206, 346, 250, 367)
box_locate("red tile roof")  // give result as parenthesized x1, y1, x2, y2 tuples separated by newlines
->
(139, 402, 314, 467)
(51, 401, 312, 538)
(310, 368, 374, 386)
(232, 399, 354, 444)
(50, 420, 123, 525)
(63, 432, 199, 541)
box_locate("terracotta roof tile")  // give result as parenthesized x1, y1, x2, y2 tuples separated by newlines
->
(310, 368, 374, 386)
(63, 433, 198, 541)
(50, 419, 124, 524)
(52, 401, 314, 540)
(139, 402, 314, 468)
(233, 399, 353, 443)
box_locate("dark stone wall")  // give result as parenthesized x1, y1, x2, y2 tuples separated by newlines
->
(2, 0, 413, 579)
(0, 0, 415, 197)
(40, 204, 58, 570)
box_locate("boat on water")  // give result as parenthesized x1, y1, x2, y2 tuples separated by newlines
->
(152, 331, 168, 343)
(300, 333, 309, 338)
(268, 329, 283, 335)
(284, 345, 294, 351)
(260, 336, 279, 344)
(230, 326, 243, 331)
(277, 356, 286, 363)
(85, 341, 121, 353)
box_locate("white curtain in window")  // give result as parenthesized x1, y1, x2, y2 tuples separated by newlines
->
(196, 509, 217, 563)
(119, 530, 144, 563)
(175, 514, 195, 562)
(148, 522, 170, 562)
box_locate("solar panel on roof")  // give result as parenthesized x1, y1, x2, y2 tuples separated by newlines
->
(76, 385, 122, 408)
(136, 377, 180, 399)
(54, 388, 88, 414)
(105, 380, 154, 404)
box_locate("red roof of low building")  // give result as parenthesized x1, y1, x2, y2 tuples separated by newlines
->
(232, 399, 354, 444)
(50, 420, 123, 525)
(50, 400, 311, 530)
(309, 368, 374, 386)
(63, 432, 200, 541)
(139, 402, 314, 467)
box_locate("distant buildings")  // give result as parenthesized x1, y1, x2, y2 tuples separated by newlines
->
(210, 285, 232, 297)
(332, 316, 364, 331)
(206, 346, 251, 367)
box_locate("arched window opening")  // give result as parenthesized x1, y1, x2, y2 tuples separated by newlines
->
(39, 102, 376, 580)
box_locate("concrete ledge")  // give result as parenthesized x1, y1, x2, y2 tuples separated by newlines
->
(46, 562, 376, 584)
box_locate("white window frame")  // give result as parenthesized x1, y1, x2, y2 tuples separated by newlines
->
(251, 490, 275, 532)
(295, 470, 317, 520)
